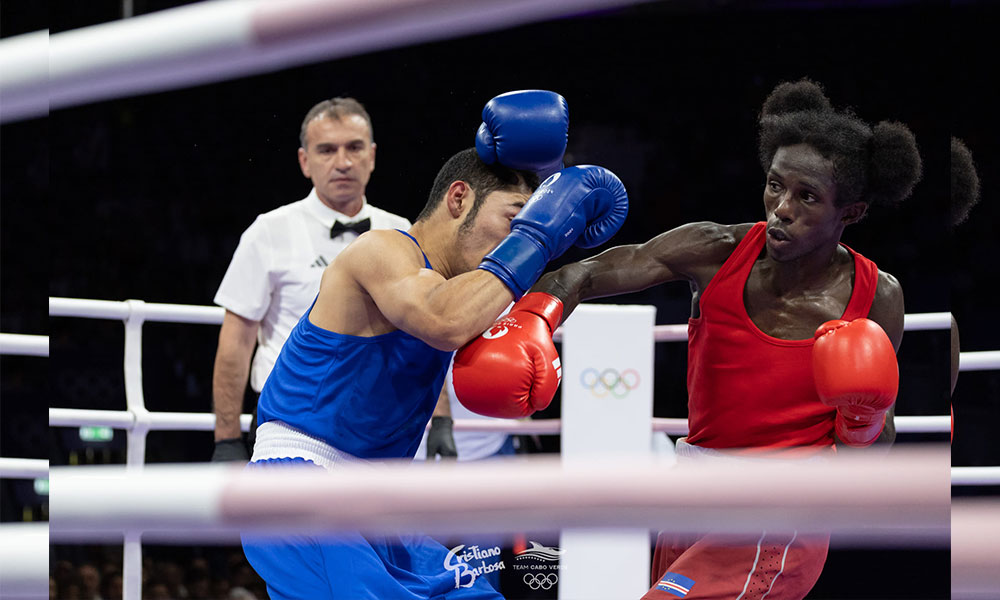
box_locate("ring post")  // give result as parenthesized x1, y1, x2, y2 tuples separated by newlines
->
(123, 300, 151, 599)
(559, 304, 656, 599)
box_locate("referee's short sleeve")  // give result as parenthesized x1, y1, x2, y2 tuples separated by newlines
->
(370, 206, 412, 232)
(214, 218, 271, 322)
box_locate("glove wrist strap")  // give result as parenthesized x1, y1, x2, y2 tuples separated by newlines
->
(513, 293, 564, 333)
(835, 411, 886, 447)
(479, 232, 548, 298)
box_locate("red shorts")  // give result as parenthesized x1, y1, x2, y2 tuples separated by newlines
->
(641, 531, 829, 600)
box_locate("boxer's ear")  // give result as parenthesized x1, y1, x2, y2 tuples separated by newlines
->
(445, 181, 472, 219)
(841, 201, 867, 225)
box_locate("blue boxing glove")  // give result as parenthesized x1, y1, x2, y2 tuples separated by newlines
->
(479, 166, 628, 298)
(476, 90, 568, 180)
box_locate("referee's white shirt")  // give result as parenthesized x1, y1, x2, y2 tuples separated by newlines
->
(214, 188, 411, 392)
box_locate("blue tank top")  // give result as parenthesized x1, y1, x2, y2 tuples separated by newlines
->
(257, 231, 453, 459)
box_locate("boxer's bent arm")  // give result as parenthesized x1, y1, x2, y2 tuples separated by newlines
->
(866, 271, 905, 353)
(213, 310, 258, 441)
(838, 271, 904, 448)
(346, 233, 515, 351)
(382, 269, 514, 350)
(533, 221, 736, 321)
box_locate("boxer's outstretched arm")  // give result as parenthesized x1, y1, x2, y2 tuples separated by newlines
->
(533, 221, 742, 321)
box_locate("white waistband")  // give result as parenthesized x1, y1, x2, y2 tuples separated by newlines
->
(675, 438, 832, 463)
(251, 421, 363, 469)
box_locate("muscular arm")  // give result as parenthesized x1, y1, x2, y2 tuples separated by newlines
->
(212, 310, 258, 441)
(848, 270, 905, 448)
(532, 222, 743, 321)
(317, 230, 516, 351)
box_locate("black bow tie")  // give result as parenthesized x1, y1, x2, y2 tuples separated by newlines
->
(330, 218, 371, 239)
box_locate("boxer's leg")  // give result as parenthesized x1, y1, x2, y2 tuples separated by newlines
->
(642, 532, 828, 600)
(241, 458, 503, 599)
(242, 532, 335, 600)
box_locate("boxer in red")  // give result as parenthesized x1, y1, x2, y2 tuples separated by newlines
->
(455, 79, 924, 599)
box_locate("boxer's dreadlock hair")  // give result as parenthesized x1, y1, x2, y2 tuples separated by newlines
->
(416, 148, 539, 226)
(758, 79, 923, 211)
(950, 137, 981, 227)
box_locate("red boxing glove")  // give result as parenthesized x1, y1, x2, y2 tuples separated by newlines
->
(813, 318, 898, 447)
(452, 293, 563, 418)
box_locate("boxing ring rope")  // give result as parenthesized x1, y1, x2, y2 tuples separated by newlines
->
(43, 450, 997, 600)
(45, 296, 976, 442)
(43, 409, 956, 438)
(43, 295, 984, 460)
(0, 523, 49, 599)
(952, 499, 1000, 600)
(951, 467, 1000, 487)
(0, 333, 49, 357)
(0, 458, 50, 479)
(50, 449, 951, 543)
(0, 334, 49, 479)
(0, 334, 49, 598)
(0, 0, 651, 123)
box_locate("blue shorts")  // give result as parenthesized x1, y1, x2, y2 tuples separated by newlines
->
(241, 458, 503, 600)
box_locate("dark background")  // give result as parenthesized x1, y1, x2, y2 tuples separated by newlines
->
(2, 0, 997, 598)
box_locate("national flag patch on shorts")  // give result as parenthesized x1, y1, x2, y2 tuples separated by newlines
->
(657, 572, 696, 597)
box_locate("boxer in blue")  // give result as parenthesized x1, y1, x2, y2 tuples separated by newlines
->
(241, 91, 629, 599)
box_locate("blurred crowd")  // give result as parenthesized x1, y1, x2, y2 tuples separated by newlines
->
(50, 547, 266, 600)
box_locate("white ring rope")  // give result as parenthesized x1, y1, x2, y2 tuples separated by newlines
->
(46, 297, 990, 368)
(45, 408, 950, 437)
(49, 447, 951, 544)
(47, 408, 252, 431)
(0, 29, 47, 123)
(0, 0, 648, 123)
(0, 333, 49, 357)
(0, 458, 49, 479)
(902, 312, 952, 331)
(41, 297, 970, 444)
(960, 350, 1000, 372)
(49, 296, 225, 324)
(0, 523, 50, 599)
(952, 466, 1000, 486)
(39, 408, 996, 485)
(952, 499, 1000, 599)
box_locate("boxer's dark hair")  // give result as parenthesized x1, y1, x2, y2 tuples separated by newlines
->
(758, 79, 923, 210)
(416, 148, 539, 224)
(950, 137, 981, 227)
(300, 97, 374, 147)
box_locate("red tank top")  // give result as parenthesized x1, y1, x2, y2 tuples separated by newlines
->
(685, 222, 879, 453)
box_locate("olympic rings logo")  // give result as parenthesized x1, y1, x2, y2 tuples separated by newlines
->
(523, 573, 558, 590)
(579, 368, 640, 399)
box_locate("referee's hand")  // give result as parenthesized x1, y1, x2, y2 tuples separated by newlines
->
(212, 437, 249, 462)
(427, 416, 458, 460)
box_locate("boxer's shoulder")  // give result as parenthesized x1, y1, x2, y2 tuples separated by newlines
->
(337, 229, 424, 273)
(868, 270, 904, 349)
